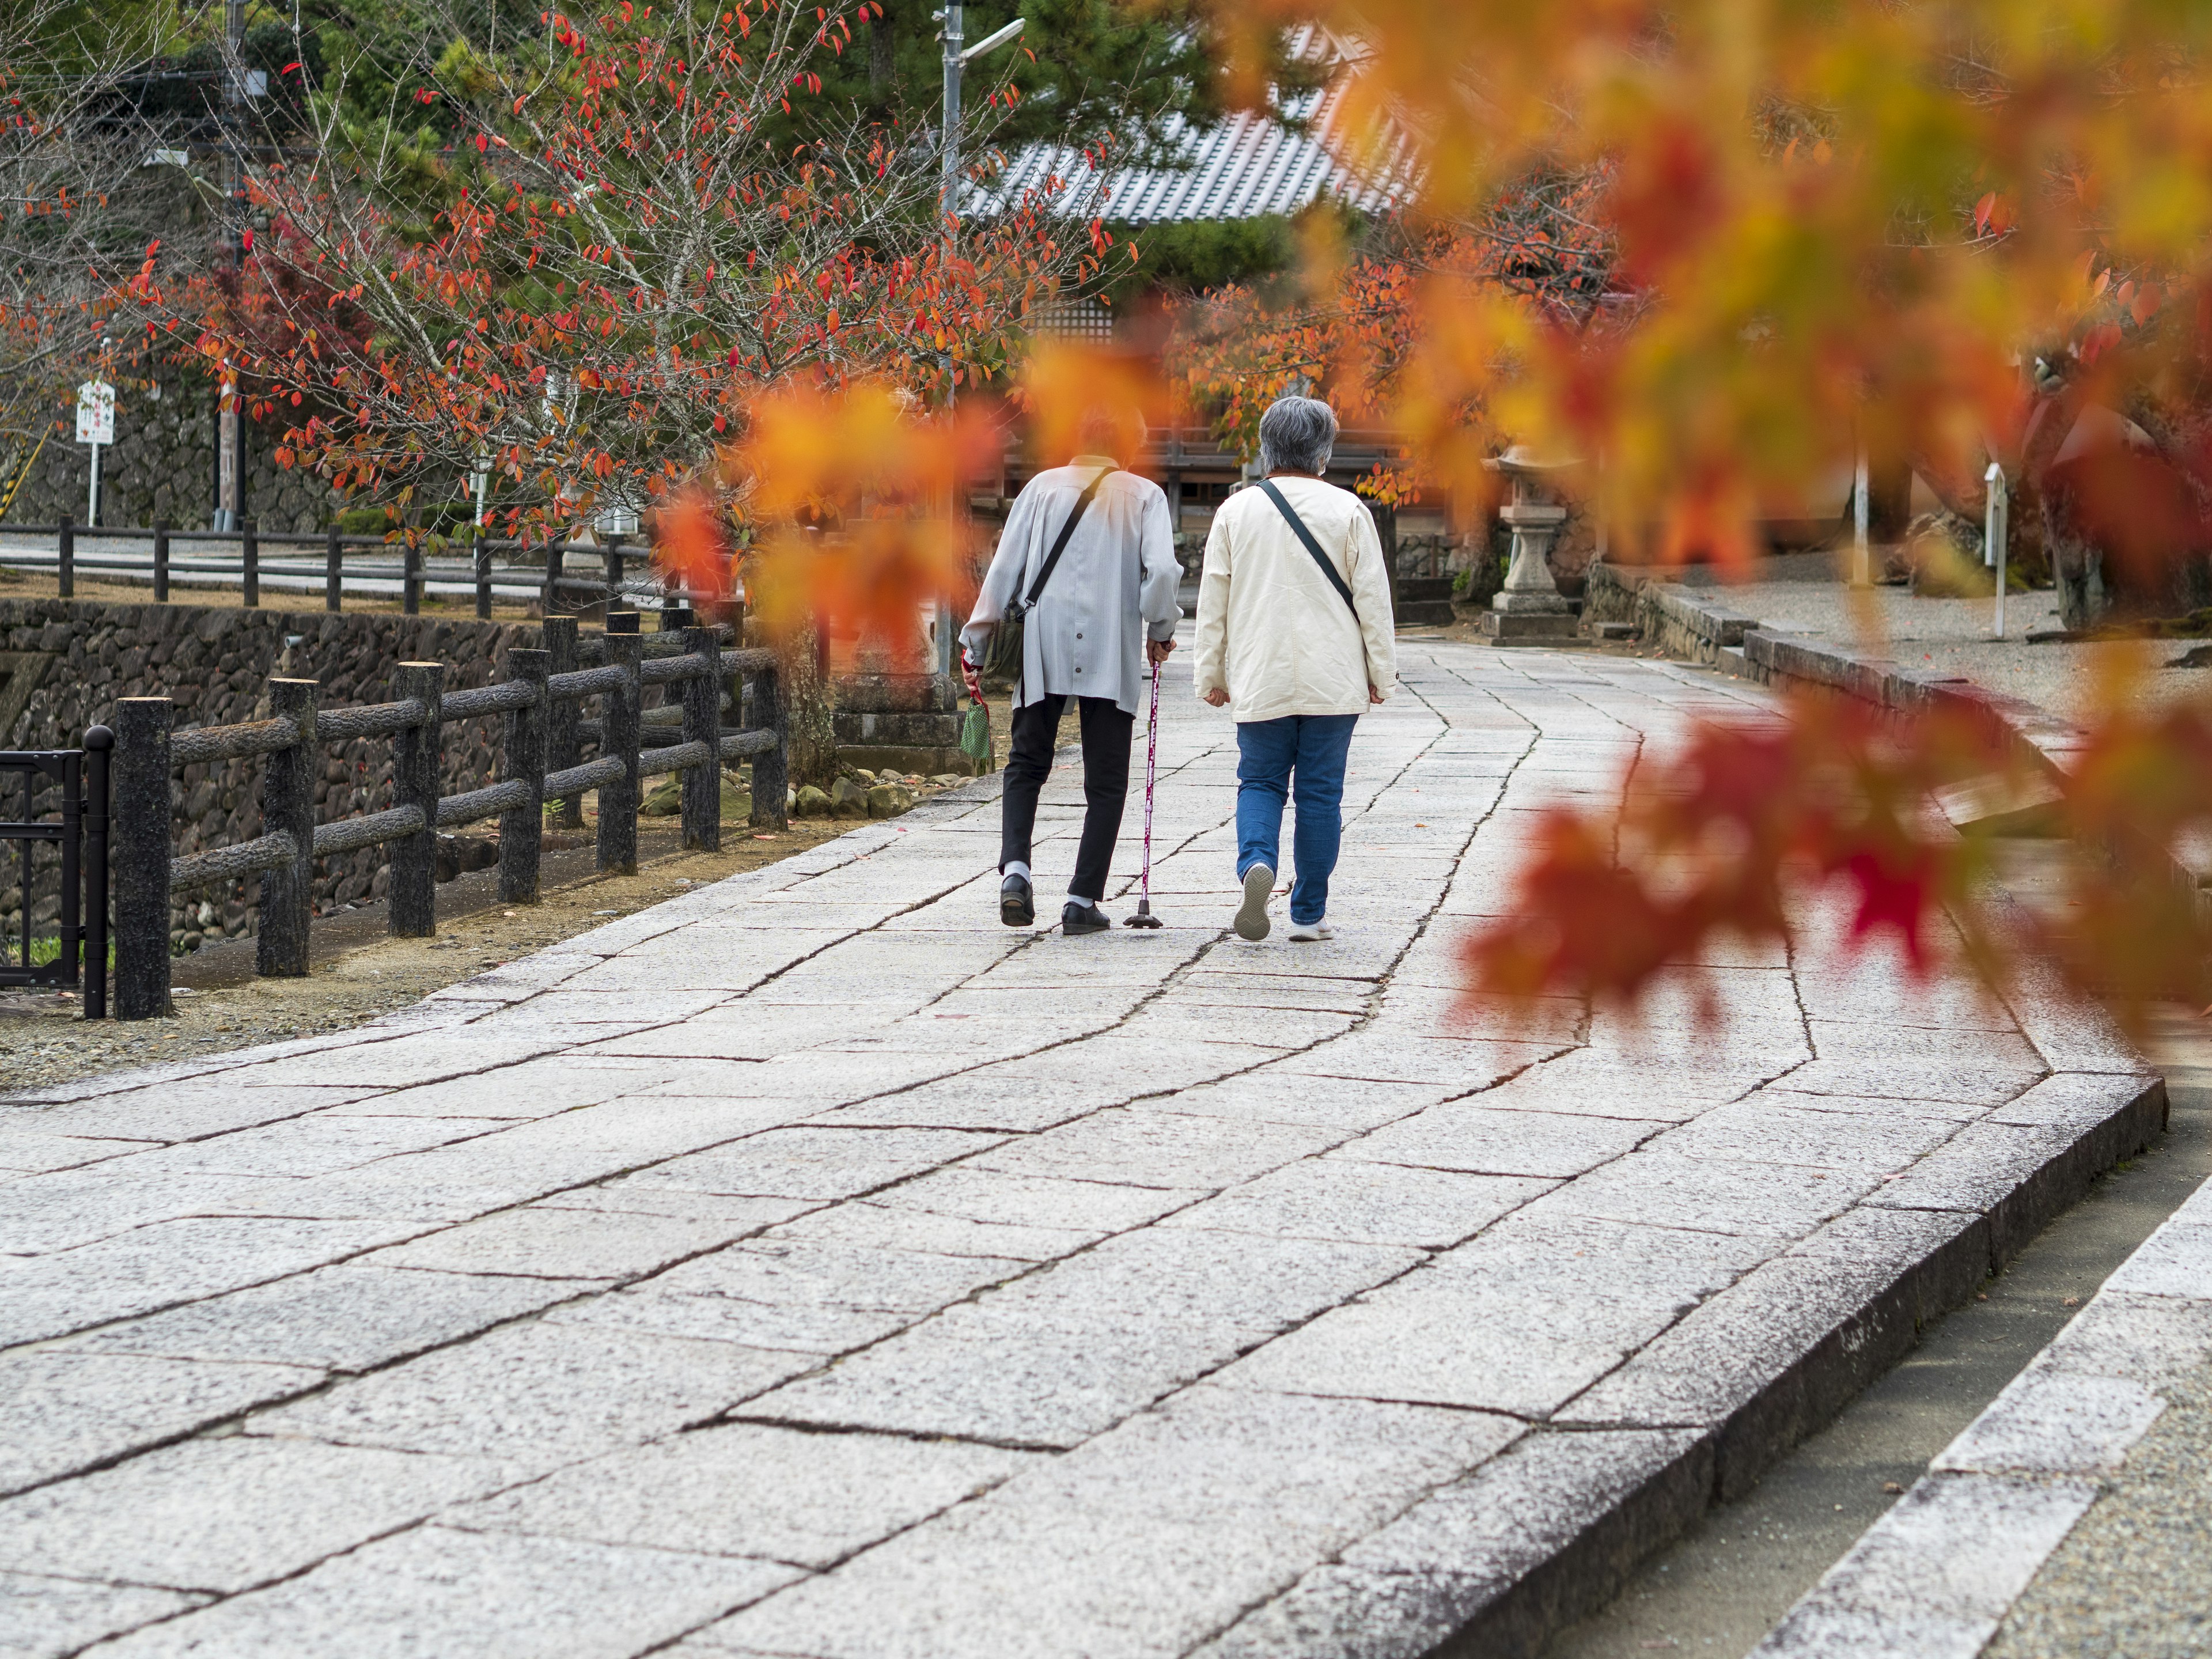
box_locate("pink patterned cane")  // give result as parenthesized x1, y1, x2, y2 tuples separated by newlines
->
(1125, 660, 1164, 926)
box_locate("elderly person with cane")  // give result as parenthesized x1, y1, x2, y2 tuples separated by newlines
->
(961, 407, 1183, 934)
(1194, 395, 1396, 941)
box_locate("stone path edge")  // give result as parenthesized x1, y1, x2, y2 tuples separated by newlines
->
(1198, 1073, 2169, 1659)
(1586, 562, 2210, 903)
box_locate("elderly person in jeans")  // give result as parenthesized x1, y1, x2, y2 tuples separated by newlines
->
(1194, 396, 1396, 941)
(962, 407, 1183, 935)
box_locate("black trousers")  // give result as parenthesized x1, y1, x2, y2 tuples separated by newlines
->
(1000, 694, 1134, 903)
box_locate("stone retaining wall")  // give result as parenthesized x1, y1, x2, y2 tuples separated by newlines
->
(1584, 562, 1758, 664)
(1, 599, 532, 952)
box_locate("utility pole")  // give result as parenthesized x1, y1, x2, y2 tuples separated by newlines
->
(934, 6, 1025, 676)
(213, 0, 247, 533)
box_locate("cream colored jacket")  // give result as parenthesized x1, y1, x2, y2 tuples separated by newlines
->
(1192, 475, 1397, 722)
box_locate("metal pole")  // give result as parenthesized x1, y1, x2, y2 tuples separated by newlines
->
(604, 535, 624, 612)
(938, 2, 964, 683)
(111, 697, 172, 1019)
(82, 725, 110, 1020)
(1986, 461, 2010, 641)
(473, 524, 492, 620)
(1851, 446, 1870, 589)
(153, 522, 170, 603)
(941, 3, 963, 242)
(255, 678, 317, 976)
(88, 441, 100, 527)
(213, 0, 244, 533)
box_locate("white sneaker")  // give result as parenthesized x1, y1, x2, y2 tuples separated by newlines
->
(1286, 918, 1334, 942)
(1234, 864, 1274, 941)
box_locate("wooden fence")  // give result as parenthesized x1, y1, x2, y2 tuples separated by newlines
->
(106, 610, 786, 1019)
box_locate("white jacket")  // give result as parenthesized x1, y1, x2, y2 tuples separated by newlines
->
(1193, 475, 1396, 722)
(960, 459, 1182, 715)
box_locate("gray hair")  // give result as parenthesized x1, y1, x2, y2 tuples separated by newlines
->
(1257, 396, 1339, 475)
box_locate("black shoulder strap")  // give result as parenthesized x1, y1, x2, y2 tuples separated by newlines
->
(1255, 478, 1359, 615)
(1013, 466, 1113, 616)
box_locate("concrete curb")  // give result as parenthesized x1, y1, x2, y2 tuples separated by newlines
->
(1749, 1170, 2212, 1657)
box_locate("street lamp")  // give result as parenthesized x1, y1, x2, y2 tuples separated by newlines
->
(933, 6, 1027, 677)
(938, 9, 1027, 243)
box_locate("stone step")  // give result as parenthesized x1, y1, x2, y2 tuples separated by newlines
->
(1395, 600, 1459, 628)
(1395, 577, 1457, 604)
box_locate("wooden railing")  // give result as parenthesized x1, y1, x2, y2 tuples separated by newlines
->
(105, 611, 786, 1020)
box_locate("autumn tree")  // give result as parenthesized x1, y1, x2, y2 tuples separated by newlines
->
(161, 0, 1123, 536)
(1162, 0, 2212, 1024)
(0, 2, 198, 478)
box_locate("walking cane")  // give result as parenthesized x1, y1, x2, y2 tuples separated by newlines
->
(1124, 661, 1164, 929)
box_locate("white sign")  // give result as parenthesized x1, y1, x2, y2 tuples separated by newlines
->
(75, 380, 115, 446)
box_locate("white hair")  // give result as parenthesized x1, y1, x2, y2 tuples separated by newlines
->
(1257, 396, 1339, 474)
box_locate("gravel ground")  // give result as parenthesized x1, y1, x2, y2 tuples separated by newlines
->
(1983, 1350, 2212, 1659)
(0, 817, 853, 1092)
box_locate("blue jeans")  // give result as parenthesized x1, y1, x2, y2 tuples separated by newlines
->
(1235, 714, 1359, 925)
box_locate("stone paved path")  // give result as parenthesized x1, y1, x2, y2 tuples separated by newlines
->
(0, 642, 2160, 1659)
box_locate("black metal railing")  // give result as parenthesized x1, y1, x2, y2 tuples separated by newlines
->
(1, 737, 109, 1017)
(105, 609, 786, 1020)
(2, 518, 733, 621)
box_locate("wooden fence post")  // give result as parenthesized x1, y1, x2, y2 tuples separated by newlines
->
(402, 541, 422, 616)
(82, 725, 111, 1021)
(152, 522, 169, 603)
(256, 678, 317, 978)
(541, 615, 584, 828)
(111, 697, 173, 1018)
(749, 658, 789, 830)
(57, 514, 73, 599)
(241, 518, 259, 607)
(542, 539, 565, 614)
(681, 624, 720, 851)
(389, 662, 443, 935)
(599, 612, 641, 873)
(474, 525, 492, 620)
(604, 536, 624, 611)
(499, 648, 549, 903)
(325, 527, 343, 612)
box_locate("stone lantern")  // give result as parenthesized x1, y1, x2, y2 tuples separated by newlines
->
(1483, 446, 1580, 643)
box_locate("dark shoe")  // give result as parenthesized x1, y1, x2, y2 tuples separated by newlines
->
(1062, 900, 1111, 935)
(1000, 873, 1035, 927)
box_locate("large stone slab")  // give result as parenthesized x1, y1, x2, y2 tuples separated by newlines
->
(0, 1215, 426, 1348)
(0, 1437, 521, 1593)
(92, 1524, 799, 1658)
(449, 1423, 1034, 1567)
(65, 1263, 597, 1372)
(0, 1351, 323, 1498)
(249, 1322, 812, 1469)
(706, 1389, 1522, 1659)
(0, 1570, 204, 1659)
